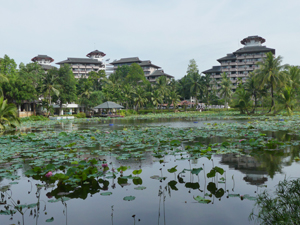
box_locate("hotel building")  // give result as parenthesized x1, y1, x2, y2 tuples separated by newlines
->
(31, 55, 56, 71)
(110, 57, 174, 82)
(203, 36, 275, 91)
(56, 50, 107, 78)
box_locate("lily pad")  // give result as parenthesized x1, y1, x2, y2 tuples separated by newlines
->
(193, 196, 211, 204)
(123, 196, 136, 201)
(100, 192, 112, 196)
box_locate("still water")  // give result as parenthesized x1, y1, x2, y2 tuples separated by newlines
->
(0, 118, 299, 225)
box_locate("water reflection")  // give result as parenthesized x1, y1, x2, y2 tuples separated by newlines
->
(219, 154, 268, 185)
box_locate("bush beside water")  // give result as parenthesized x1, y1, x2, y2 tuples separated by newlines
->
(20, 115, 49, 122)
(74, 112, 86, 118)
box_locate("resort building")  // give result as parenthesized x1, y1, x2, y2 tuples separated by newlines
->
(56, 50, 107, 78)
(203, 36, 275, 91)
(110, 57, 174, 82)
(31, 55, 56, 71)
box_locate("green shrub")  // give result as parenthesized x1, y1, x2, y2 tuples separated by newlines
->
(20, 115, 49, 122)
(74, 112, 86, 118)
(123, 109, 137, 116)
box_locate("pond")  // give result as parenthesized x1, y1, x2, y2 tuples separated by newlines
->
(1, 116, 300, 225)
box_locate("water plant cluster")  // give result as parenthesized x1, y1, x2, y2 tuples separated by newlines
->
(1, 115, 300, 223)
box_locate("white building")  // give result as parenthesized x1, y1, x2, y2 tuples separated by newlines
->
(56, 50, 108, 78)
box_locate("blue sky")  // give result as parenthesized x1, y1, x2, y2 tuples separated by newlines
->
(1, 0, 299, 79)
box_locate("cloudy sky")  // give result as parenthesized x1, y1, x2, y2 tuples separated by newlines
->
(1, 0, 299, 79)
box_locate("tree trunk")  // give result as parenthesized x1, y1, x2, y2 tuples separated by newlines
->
(269, 85, 274, 113)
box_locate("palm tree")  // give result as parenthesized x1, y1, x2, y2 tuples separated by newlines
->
(283, 65, 300, 90)
(122, 84, 134, 109)
(201, 73, 211, 105)
(254, 52, 284, 112)
(277, 86, 296, 116)
(0, 95, 20, 130)
(156, 76, 170, 103)
(41, 70, 60, 106)
(169, 91, 181, 112)
(189, 71, 203, 107)
(219, 72, 233, 109)
(244, 72, 260, 113)
(151, 90, 162, 113)
(232, 87, 252, 114)
(134, 86, 148, 112)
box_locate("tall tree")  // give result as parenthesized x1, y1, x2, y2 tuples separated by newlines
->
(151, 90, 162, 112)
(134, 86, 148, 112)
(156, 76, 170, 104)
(189, 71, 202, 106)
(186, 59, 198, 75)
(169, 91, 181, 112)
(254, 52, 284, 112)
(56, 65, 77, 114)
(218, 72, 233, 108)
(125, 63, 146, 84)
(41, 68, 60, 109)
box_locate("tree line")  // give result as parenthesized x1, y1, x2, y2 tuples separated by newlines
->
(1, 51, 299, 120)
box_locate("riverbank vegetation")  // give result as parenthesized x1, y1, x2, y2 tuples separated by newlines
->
(0, 51, 300, 130)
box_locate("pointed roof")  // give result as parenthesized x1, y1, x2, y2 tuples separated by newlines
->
(56, 57, 103, 64)
(147, 69, 174, 78)
(202, 66, 221, 74)
(31, 55, 54, 63)
(241, 35, 265, 45)
(139, 60, 160, 68)
(233, 46, 275, 54)
(86, 50, 106, 57)
(94, 101, 124, 109)
(217, 54, 236, 62)
(110, 57, 142, 65)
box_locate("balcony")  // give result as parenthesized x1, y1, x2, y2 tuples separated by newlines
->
(222, 68, 230, 72)
(237, 55, 246, 59)
(221, 62, 230, 65)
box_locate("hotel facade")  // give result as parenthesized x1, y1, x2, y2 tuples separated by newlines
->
(56, 50, 107, 78)
(110, 57, 174, 82)
(203, 36, 275, 91)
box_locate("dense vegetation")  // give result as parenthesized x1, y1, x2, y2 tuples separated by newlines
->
(0, 51, 300, 129)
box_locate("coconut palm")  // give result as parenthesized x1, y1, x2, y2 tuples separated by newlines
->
(283, 65, 300, 90)
(189, 71, 203, 106)
(151, 90, 162, 112)
(201, 73, 212, 105)
(277, 86, 296, 116)
(169, 91, 181, 112)
(122, 84, 134, 109)
(244, 72, 261, 113)
(232, 87, 252, 114)
(254, 52, 285, 112)
(156, 76, 170, 103)
(41, 70, 60, 106)
(0, 95, 20, 130)
(219, 72, 233, 109)
(134, 86, 148, 112)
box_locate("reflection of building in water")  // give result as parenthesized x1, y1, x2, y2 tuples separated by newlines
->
(108, 151, 155, 170)
(218, 153, 268, 185)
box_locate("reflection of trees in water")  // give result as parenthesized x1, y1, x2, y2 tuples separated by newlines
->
(250, 178, 300, 224)
(0, 182, 68, 225)
(220, 129, 300, 182)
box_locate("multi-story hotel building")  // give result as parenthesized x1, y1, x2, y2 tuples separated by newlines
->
(203, 36, 275, 91)
(56, 50, 106, 78)
(110, 57, 174, 82)
(31, 55, 56, 71)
